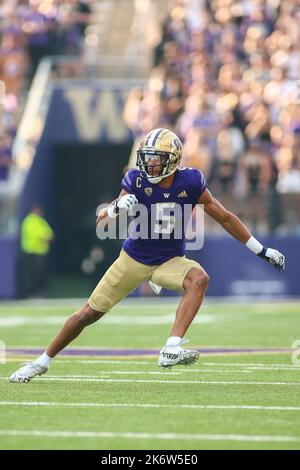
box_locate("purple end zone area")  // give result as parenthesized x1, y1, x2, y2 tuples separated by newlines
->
(6, 347, 292, 357)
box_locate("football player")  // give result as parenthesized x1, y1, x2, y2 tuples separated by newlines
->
(10, 128, 285, 382)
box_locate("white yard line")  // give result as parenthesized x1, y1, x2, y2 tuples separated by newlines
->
(1, 401, 300, 412)
(6, 362, 298, 373)
(8, 359, 155, 365)
(199, 367, 300, 372)
(11, 372, 183, 377)
(8, 360, 298, 373)
(39, 360, 300, 370)
(6, 359, 299, 370)
(92, 368, 300, 374)
(82, 370, 253, 375)
(0, 314, 214, 326)
(2, 376, 300, 385)
(174, 366, 300, 372)
(203, 362, 300, 368)
(0, 430, 299, 443)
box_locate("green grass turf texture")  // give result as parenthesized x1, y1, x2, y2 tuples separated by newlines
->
(0, 300, 299, 450)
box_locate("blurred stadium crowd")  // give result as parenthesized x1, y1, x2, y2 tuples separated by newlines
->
(0, 0, 91, 180)
(1, 0, 300, 235)
(125, 0, 300, 234)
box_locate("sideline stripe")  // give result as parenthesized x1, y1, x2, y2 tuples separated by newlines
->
(0, 430, 299, 443)
(6, 347, 292, 357)
(1, 401, 300, 412)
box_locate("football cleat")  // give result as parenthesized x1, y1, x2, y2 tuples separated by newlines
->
(158, 345, 200, 368)
(9, 362, 48, 383)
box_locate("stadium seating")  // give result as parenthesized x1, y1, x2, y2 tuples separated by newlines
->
(124, 0, 300, 234)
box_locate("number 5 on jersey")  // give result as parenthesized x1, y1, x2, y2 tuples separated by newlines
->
(154, 203, 176, 235)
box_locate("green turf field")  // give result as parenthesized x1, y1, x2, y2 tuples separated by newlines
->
(0, 299, 300, 450)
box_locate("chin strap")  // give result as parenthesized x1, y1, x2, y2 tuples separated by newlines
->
(147, 166, 179, 184)
(147, 176, 164, 184)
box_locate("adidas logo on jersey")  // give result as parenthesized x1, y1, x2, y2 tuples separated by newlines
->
(177, 191, 188, 197)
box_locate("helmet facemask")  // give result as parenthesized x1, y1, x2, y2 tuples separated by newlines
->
(137, 150, 175, 183)
(136, 128, 183, 184)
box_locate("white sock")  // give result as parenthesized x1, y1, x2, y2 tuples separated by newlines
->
(166, 336, 182, 347)
(33, 352, 52, 368)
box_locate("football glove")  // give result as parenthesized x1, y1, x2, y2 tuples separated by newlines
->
(108, 194, 138, 217)
(257, 247, 285, 271)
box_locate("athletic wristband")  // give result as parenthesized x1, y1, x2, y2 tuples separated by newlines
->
(257, 247, 267, 259)
(107, 202, 118, 218)
(245, 236, 264, 255)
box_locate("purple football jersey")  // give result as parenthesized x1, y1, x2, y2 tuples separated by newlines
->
(121, 168, 207, 265)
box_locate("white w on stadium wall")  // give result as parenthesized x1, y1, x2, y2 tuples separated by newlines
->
(63, 84, 133, 142)
(96, 203, 205, 251)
